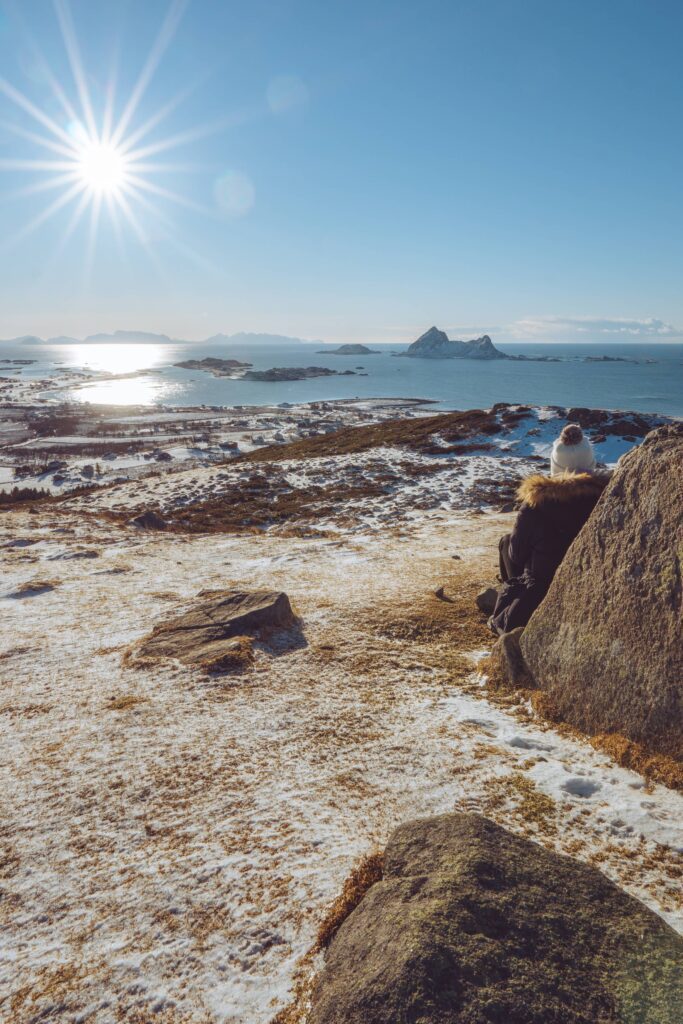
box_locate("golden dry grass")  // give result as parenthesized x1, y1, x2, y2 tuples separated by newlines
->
(485, 771, 558, 837)
(244, 407, 499, 464)
(11, 577, 59, 595)
(0, 702, 53, 719)
(589, 733, 683, 792)
(315, 851, 384, 951)
(106, 694, 147, 711)
(270, 853, 386, 1024)
(269, 950, 318, 1024)
(198, 636, 255, 675)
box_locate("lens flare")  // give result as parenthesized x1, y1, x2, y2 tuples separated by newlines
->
(0, 0, 230, 269)
(77, 140, 127, 194)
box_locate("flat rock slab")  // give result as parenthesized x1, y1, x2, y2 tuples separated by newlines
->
(133, 589, 296, 666)
(310, 813, 683, 1024)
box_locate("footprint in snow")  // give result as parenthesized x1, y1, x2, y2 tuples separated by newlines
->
(561, 777, 602, 798)
(508, 735, 555, 752)
(460, 717, 498, 737)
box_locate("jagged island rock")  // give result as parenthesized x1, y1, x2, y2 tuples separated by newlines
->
(398, 326, 509, 360)
(521, 423, 683, 759)
(131, 589, 296, 667)
(309, 813, 683, 1024)
(129, 510, 168, 531)
(475, 586, 498, 614)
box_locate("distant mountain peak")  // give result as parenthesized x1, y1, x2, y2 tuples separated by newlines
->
(84, 330, 174, 344)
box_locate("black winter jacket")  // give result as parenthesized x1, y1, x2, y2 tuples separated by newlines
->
(492, 472, 609, 635)
(506, 472, 610, 585)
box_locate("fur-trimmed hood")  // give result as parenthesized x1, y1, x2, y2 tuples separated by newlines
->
(517, 472, 610, 509)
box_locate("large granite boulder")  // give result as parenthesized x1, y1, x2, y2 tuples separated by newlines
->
(309, 813, 683, 1024)
(129, 589, 296, 670)
(520, 424, 682, 759)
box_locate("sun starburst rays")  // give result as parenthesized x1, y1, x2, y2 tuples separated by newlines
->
(0, 0, 217, 266)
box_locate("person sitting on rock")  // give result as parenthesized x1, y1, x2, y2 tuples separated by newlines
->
(491, 433, 607, 635)
(550, 422, 596, 476)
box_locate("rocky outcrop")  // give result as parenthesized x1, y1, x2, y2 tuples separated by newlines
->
(399, 326, 508, 360)
(129, 510, 168, 530)
(521, 423, 683, 759)
(309, 813, 683, 1024)
(129, 589, 296, 670)
(566, 407, 655, 437)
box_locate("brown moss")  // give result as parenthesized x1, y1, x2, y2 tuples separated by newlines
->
(121, 647, 159, 670)
(529, 689, 565, 723)
(589, 733, 683, 792)
(198, 636, 255, 674)
(118, 476, 388, 536)
(244, 407, 499, 464)
(106, 694, 147, 711)
(11, 578, 59, 595)
(485, 771, 557, 836)
(315, 851, 384, 951)
(270, 951, 318, 1024)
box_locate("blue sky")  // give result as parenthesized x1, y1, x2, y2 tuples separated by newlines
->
(1, 0, 682, 343)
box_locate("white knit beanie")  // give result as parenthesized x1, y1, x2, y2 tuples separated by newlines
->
(550, 424, 596, 477)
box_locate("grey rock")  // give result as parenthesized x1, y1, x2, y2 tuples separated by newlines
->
(521, 423, 683, 758)
(309, 813, 683, 1024)
(129, 510, 168, 531)
(131, 589, 296, 667)
(488, 626, 533, 688)
(475, 586, 498, 614)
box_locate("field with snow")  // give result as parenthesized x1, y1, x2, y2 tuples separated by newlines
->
(1, 398, 681, 1023)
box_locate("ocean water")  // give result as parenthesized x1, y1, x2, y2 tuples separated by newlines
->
(2, 341, 682, 417)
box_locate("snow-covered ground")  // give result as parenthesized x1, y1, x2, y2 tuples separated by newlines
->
(1, 505, 681, 1023)
(55, 405, 648, 538)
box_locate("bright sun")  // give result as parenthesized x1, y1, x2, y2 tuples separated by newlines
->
(0, 0, 215, 262)
(77, 140, 127, 194)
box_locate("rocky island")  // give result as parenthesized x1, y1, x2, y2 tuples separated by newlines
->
(316, 344, 381, 355)
(398, 326, 507, 359)
(173, 359, 358, 383)
(584, 354, 640, 363)
(174, 356, 252, 377)
(243, 365, 356, 382)
(398, 326, 562, 361)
